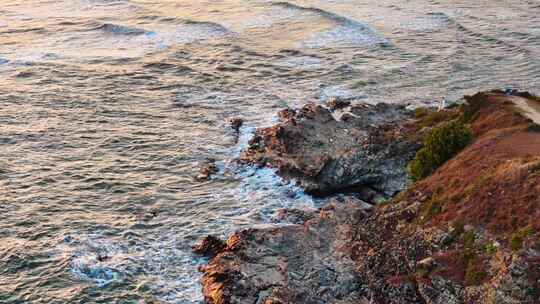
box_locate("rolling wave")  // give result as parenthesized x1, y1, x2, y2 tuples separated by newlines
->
(272, 1, 374, 28)
(272, 1, 390, 47)
(95, 23, 149, 35)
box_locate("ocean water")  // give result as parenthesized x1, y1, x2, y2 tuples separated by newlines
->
(0, 0, 539, 302)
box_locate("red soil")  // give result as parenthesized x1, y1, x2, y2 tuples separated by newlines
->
(406, 92, 540, 236)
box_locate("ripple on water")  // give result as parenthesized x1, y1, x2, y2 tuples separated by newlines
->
(267, 2, 389, 48)
(399, 12, 452, 31)
(3, 19, 233, 62)
(237, 6, 307, 29)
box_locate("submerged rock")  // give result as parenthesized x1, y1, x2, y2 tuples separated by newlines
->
(241, 102, 420, 198)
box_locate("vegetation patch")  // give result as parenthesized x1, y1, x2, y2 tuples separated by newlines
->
(528, 123, 540, 133)
(433, 229, 490, 286)
(414, 107, 429, 119)
(458, 231, 489, 286)
(415, 108, 460, 128)
(509, 226, 536, 251)
(483, 242, 497, 255)
(409, 120, 473, 181)
(418, 197, 444, 222)
(464, 260, 487, 286)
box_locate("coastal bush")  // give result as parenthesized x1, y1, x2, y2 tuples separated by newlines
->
(409, 120, 473, 181)
(457, 230, 488, 286)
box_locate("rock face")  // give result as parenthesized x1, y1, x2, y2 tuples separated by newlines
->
(199, 197, 540, 304)
(241, 102, 420, 197)
(199, 201, 368, 304)
(197, 198, 443, 304)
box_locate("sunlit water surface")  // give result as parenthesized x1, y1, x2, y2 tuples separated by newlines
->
(1, 0, 539, 302)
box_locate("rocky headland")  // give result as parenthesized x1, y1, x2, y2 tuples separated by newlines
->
(195, 91, 540, 304)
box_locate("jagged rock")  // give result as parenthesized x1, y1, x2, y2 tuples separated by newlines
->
(417, 277, 461, 304)
(273, 208, 317, 224)
(193, 236, 227, 257)
(196, 159, 219, 181)
(198, 201, 369, 304)
(326, 97, 351, 110)
(229, 117, 244, 132)
(418, 257, 436, 271)
(241, 102, 420, 197)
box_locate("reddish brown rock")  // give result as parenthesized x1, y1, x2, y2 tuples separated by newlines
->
(196, 159, 219, 181)
(193, 236, 227, 257)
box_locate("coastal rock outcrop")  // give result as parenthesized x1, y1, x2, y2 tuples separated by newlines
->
(197, 91, 540, 304)
(241, 102, 420, 198)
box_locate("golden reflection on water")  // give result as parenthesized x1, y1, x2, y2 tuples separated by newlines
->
(1, 0, 540, 303)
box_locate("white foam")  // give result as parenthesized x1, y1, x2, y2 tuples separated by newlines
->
(227, 166, 316, 221)
(303, 24, 389, 48)
(320, 85, 359, 100)
(66, 235, 137, 287)
(60, 233, 206, 303)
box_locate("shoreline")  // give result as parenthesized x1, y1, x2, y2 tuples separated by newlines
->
(195, 90, 540, 304)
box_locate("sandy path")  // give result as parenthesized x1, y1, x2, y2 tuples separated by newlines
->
(509, 96, 540, 124)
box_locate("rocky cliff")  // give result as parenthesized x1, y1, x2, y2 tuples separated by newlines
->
(196, 91, 540, 304)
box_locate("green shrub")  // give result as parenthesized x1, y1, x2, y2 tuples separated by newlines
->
(418, 110, 458, 128)
(409, 120, 473, 181)
(484, 242, 497, 254)
(509, 235, 524, 251)
(463, 230, 476, 248)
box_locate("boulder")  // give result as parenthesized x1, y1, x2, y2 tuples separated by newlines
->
(241, 102, 420, 198)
